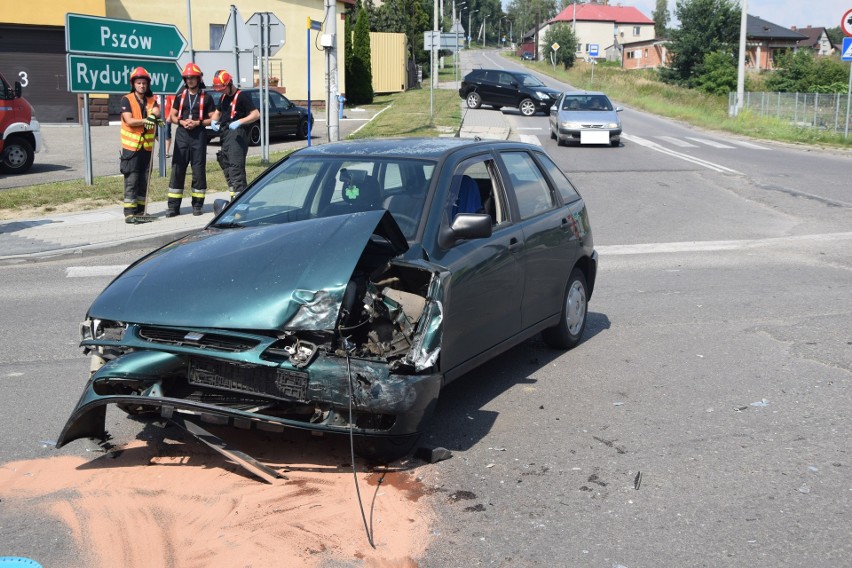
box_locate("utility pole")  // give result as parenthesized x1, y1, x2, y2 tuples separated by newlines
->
(468, 10, 478, 49)
(732, 0, 748, 117)
(325, 0, 339, 141)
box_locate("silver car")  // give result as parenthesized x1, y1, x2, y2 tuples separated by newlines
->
(549, 91, 623, 147)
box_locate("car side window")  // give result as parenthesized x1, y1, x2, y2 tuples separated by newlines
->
(500, 152, 557, 219)
(535, 153, 581, 204)
(498, 72, 515, 86)
(446, 159, 508, 226)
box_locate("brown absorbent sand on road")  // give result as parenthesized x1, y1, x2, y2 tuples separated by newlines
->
(0, 427, 434, 567)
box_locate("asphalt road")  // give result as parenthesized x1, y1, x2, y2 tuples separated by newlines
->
(1, 51, 851, 566)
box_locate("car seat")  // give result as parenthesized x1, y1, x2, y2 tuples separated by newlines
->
(452, 175, 483, 219)
(340, 170, 382, 212)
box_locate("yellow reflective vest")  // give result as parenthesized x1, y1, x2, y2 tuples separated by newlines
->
(120, 94, 156, 152)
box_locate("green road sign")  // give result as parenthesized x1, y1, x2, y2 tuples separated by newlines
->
(67, 55, 183, 94)
(66, 13, 187, 59)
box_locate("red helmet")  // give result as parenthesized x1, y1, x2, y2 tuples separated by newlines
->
(212, 70, 233, 92)
(129, 66, 151, 84)
(181, 62, 203, 79)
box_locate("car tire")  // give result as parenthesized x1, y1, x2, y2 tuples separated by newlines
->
(550, 127, 557, 140)
(542, 268, 588, 349)
(519, 98, 537, 117)
(353, 433, 420, 464)
(610, 138, 620, 147)
(466, 92, 482, 109)
(0, 138, 35, 174)
(297, 118, 309, 140)
(248, 123, 261, 146)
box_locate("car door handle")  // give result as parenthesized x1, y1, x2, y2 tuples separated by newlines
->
(508, 237, 523, 252)
(560, 218, 571, 232)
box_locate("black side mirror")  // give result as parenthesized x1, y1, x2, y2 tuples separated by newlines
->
(14, 81, 22, 99)
(438, 213, 492, 248)
(213, 198, 230, 216)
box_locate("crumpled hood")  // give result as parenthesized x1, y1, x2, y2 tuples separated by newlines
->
(88, 210, 408, 331)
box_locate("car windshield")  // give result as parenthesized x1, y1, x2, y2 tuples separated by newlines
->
(562, 95, 613, 111)
(214, 155, 436, 240)
(520, 74, 546, 87)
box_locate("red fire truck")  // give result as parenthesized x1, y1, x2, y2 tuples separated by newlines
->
(1, 71, 42, 174)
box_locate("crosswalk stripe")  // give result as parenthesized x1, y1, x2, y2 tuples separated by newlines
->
(685, 137, 735, 149)
(657, 136, 697, 147)
(66, 265, 127, 278)
(727, 139, 768, 150)
(519, 134, 542, 146)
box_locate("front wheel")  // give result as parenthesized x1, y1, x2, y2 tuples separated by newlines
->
(519, 98, 537, 117)
(542, 268, 588, 349)
(353, 433, 421, 464)
(466, 92, 482, 109)
(0, 138, 35, 174)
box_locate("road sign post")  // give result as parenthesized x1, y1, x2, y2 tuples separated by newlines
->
(843, 37, 852, 138)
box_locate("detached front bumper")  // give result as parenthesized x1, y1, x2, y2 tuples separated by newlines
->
(56, 348, 442, 449)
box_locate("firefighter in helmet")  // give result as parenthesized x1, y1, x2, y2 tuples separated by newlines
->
(167, 62, 215, 216)
(210, 70, 260, 200)
(119, 66, 160, 222)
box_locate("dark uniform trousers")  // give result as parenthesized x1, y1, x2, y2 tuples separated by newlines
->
(122, 149, 151, 215)
(167, 125, 207, 212)
(217, 125, 250, 198)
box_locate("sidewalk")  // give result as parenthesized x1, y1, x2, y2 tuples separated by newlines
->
(0, 91, 513, 265)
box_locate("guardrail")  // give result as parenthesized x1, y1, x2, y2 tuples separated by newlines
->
(729, 91, 851, 137)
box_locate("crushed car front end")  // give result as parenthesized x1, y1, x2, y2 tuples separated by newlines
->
(57, 210, 447, 460)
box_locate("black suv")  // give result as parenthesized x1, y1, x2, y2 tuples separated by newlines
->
(458, 69, 561, 116)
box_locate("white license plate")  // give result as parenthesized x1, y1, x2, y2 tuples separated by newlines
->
(580, 130, 609, 145)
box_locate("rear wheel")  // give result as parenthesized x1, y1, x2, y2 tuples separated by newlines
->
(0, 138, 35, 174)
(248, 124, 261, 146)
(519, 98, 537, 117)
(542, 268, 588, 349)
(296, 118, 309, 140)
(466, 92, 482, 109)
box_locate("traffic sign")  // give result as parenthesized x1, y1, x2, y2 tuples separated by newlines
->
(589, 44, 600, 57)
(66, 54, 183, 94)
(842, 9, 852, 36)
(66, 13, 187, 59)
(551, 42, 560, 51)
(842, 37, 852, 60)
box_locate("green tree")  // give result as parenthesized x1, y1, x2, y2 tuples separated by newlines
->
(765, 49, 849, 93)
(348, 7, 374, 104)
(542, 23, 577, 69)
(661, 0, 740, 86)
(506, 0, 557, 50)
(652, 0, 670, 38)
(692, 50, 736, 95)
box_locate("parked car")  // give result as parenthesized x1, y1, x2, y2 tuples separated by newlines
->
(549, 91, 623, 147)
(206, 88, 313, 145)
(56, 138, 597, 463)
(458, 69, 561, 116)
(520, 51, 534, 61)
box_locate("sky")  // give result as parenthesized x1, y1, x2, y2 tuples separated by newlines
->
(628, 0, 849, 30)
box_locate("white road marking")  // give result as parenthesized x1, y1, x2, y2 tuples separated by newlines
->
(621, 134, 742, 174)
(727, 139, 768, 150)
(516, 127, 544, 130)
(685, 137, 735, 149)
(657, 136, 697, 148)
(519, 134, 542, 145)
(597, 232, 852, 256)
(66, 265, 127, 278)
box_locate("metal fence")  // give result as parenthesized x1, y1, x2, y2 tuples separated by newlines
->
(728, 91, 851, 137)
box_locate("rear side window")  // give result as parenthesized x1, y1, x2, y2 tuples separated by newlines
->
(536, 153, 581, 204)
(500, 152, 556, 219)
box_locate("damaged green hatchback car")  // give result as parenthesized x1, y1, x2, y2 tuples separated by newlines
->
(57, 138, 597, 462)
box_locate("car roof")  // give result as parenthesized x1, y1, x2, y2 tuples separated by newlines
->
(561, 90, 609, 97)
(293, 137, 541, 159)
